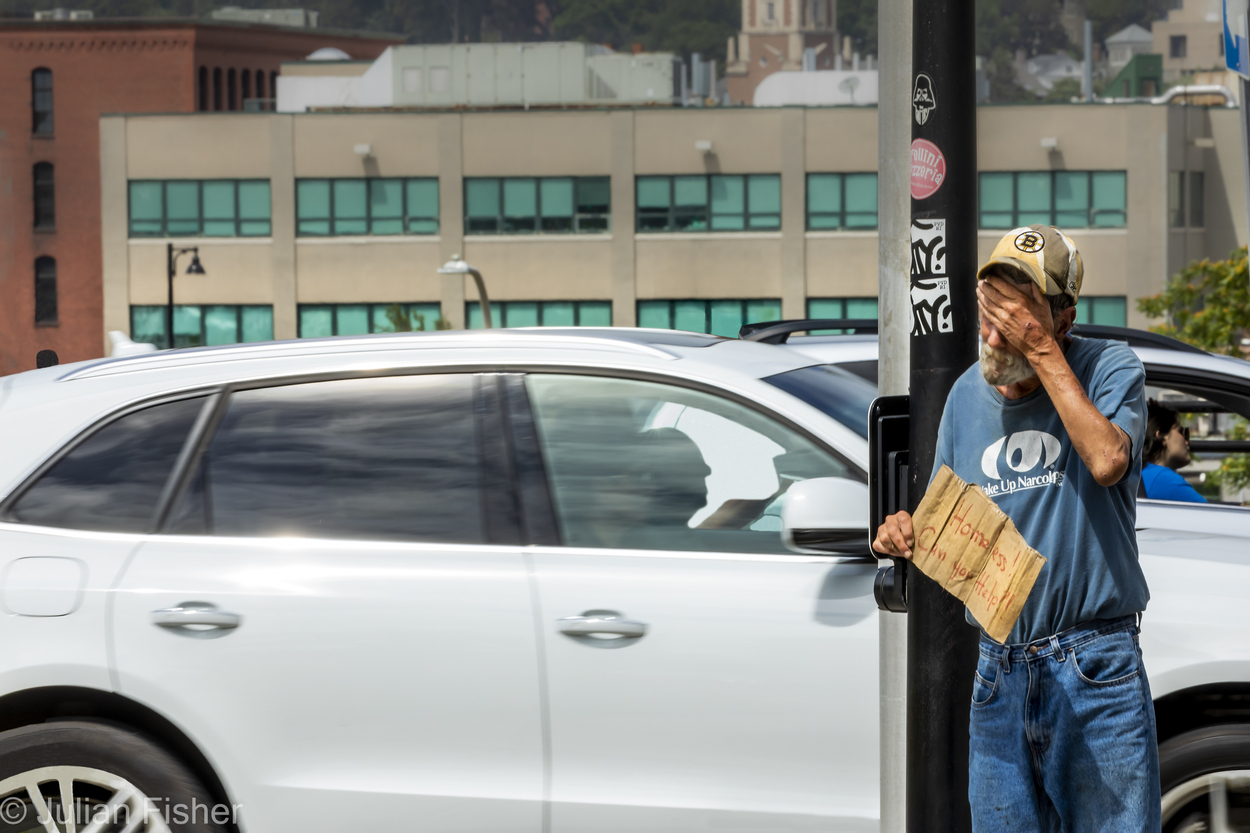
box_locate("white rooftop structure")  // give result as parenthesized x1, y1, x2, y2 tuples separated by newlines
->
(752, 70, 879, 106)
(211, 6, 320, 27)
(277, 42, 680, 112)
(1106, 24, 1154, 71)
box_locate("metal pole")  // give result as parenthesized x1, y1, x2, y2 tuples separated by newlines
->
(1084, 20, 1094, 102)
(908, 0, 980, 829)
(877, 0, 912, 826)
(1241, 78, 1250, 250)
(167, 242, 175, 350)
(468, 268, 493, 328)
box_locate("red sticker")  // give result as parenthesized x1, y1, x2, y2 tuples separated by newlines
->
(911, 138, 946, 200)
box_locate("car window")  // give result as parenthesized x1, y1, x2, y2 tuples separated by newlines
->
(762, 363, 878, 438)
(7, 396, 206, 533)
(1144, 380, 1250, 505)
(526, 373, 858, 554)
(166, 375, 485, 542)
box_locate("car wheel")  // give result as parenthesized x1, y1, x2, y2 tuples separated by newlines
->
(0, 720, 227, 833)
(1161, 725, 1250, 832)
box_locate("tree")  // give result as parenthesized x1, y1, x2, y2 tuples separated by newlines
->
(837, 0, 876, 57)
(552, 0, 738, 62)
(1138, 247, 1250, 494)
(1042, 76, 1081, 102)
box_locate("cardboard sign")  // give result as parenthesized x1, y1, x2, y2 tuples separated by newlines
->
(911, 465, 1047, 643)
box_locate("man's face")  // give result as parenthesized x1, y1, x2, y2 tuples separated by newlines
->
(977, 268, 1074, 387)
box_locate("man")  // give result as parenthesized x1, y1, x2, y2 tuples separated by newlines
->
(874, 224, 1159, 832)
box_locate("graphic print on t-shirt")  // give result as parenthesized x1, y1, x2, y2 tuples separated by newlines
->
(979, 430, 1065, 496)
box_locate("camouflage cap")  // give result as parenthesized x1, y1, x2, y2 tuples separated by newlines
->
(976, 224, 1084, 302)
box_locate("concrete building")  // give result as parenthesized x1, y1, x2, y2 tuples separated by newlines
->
(1153, 0, 1225, 82)
(277, 43, 681, 113)
(95, 101, 1245, 354)
(725, 0, 838, 105)
(0, 17, 402, 374)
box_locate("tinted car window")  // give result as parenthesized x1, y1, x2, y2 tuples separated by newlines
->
(526, 374, 856, 554)
(167, 375, 484, 543)
(8, 396, 205, 533)
(763, 363, 877, 438)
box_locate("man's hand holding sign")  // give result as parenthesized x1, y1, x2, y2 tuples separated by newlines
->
(872, 226, 1160, 832)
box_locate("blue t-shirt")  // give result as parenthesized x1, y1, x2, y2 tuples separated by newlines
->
(931, 337, 1149, 643)
(1142, 462, 1207, 502)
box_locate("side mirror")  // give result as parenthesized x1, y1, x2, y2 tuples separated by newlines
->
(782, 477, 871, 555)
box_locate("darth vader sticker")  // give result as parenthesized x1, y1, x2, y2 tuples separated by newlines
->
(913, 73, 936, 125)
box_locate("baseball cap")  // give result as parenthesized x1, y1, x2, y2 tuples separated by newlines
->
(977, 224, 1083, 302)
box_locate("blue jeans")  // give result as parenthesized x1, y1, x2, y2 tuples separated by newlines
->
(969, 616, 1161, 833)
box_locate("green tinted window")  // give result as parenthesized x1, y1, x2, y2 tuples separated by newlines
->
(296, 178, 439, 237)
(128, 180, 270, 238)
(297, 303, 442, 335)
(806, 297, 879, 333)
(979, 171, 1126, 229)
(640, 175, 780, 233)
(130, 305, 273, 349)
(466, 177, 609, 234)
(805, 173, 877, 230)
(465, 300, 613, 329)
(632, 299, 781, 334)
(1074, 296, 1127, 327)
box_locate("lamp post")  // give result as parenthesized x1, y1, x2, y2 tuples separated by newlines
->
(437, 255, 493, 329)
(167, 242, 206, 349)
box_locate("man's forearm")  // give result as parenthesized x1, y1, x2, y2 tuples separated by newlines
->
(1030, 339, 1131, 486)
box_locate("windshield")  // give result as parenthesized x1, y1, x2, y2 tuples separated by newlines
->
(762, 363, 877, 439)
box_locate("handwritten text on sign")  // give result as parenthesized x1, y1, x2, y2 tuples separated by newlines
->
(910, 465, 1046, 643)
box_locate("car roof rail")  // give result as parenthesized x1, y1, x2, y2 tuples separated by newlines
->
(1070, 324, 1206, 354)
(739, 318, 879, 344)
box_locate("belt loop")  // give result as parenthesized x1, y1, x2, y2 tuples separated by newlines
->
(1050, 635, 1065, 661)
(1000, 644, 1011, 672)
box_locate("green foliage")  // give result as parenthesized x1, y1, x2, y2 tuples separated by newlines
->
(1043, 76, 1082, 102)
(381, 303, 452, 332)
(552, 0, 738, 62)
(837, 0, 876, 57)
(1205, 419, 1250, 494)
(1136, 247, 1250, 356)
(1086, 0, 1172, 44)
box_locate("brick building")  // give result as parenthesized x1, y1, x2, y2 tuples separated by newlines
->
(0, 18, 401, 373)
(725, 0, 838, 105)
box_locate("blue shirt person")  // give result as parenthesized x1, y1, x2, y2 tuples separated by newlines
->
(1141, 399, 1206, 503)
(872, 224, 1160, 833)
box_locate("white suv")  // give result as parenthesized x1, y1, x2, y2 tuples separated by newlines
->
(0, 327, 1245, 833)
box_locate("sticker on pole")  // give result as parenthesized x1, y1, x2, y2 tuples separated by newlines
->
(1225, 0, 1249, 78)
(911, 139, 946, 200)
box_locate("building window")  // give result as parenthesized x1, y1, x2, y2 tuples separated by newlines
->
(256, 69, 266, 99)
(807, 173, 878, 230)
(227, 68, 237, 111)
(131, 305, 274, 349)
(978, 171, 1126, 229)
(464, 177, 609, 234)
(298, 303, 444, 337)
(213, 68, 222, 111)
(34, 256, 57, 325)
(198, 66, 209, 111)
(128, 181, 271, 238)
(806, 297, 879, 332)
(31, 68, 53, 134)
(637, 299, 781, 337)
(636, 175, 781, 232)
(297, 178, 439, 236)
(129, 180, 271, 238)
(33, 162, 55, 230)
(1170, 35, 1187, 59)
(766, 1, 775, 21)
(1168, 171, 1204, 228)
(1074, 296, 1127, 327)
(465, 300, 611, 329)
(242, 69, 252, 103)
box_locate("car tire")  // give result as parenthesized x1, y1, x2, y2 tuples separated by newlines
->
(0, 720, 227, 833)
(1160, 724, 1250, 833)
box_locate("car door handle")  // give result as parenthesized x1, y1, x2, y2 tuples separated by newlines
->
(151, 605, 241, 635)
(557, 615, 647, 638)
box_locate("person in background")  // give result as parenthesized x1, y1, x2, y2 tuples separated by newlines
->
(1141, 399, 1207, 503)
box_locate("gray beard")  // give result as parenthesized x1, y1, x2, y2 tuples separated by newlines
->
(979, 342, 1037, 387)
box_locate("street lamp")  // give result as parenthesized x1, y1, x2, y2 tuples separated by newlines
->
(437, 255, 492, 329)
(167, 243, 206, 349)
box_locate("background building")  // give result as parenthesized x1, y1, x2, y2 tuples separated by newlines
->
(1152, 0, 1224, 82)
(725, 0, 838, 105)
(96, 100, 1245, 353)
(0, 16, 401, 374)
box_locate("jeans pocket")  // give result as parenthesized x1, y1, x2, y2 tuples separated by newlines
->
(1069, 631, 1141, 688)
(971, 654, 1001, 707)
